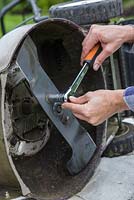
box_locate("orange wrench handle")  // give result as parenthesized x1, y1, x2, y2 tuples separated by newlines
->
(84, 43, 101, 65)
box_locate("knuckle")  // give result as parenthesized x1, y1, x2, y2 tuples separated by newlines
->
(105, 47, 113, 55)
(82, 46, 88, 53)
(91, 27, 98, 35)
(90, 24, 97, 31)
(96, 58, 102, 65)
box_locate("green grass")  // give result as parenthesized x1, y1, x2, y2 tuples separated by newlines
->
(4, 14, 24, 31)
(123, 0, 134, 8)
(0, 13, 35, 37)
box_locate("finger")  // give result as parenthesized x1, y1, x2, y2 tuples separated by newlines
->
(93, 42, 119, 70)
(82, 24, 98, 47)
(81, 39, 99, 64)
(93, 50, 110, 71)
(69, 95, 89, 104)
(73, 112, 87, 122)
(81, 27, 99, 62)
(81, 37, 99, 63)
(62, 102, 84, 114)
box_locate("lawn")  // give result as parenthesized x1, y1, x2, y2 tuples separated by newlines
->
(123, 0, 134, 8)
(0, 13, 35, 37)
(1, 13, 25, 33)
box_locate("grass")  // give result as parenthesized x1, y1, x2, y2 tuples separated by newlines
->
(123, 0, 134, 8)
(0, 13, 34, 37)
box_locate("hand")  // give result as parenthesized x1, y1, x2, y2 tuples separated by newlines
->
(81, 25, 133, 71)
(62, 90, 129, 126)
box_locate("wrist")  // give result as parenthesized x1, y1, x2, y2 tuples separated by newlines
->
(111, 90, 129, 112)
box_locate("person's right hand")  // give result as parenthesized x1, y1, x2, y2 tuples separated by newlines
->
(62, 89, 129, 126)
(81, 25, 133, 71)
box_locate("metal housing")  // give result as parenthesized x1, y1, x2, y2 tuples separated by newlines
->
(0, 18, 107, 200)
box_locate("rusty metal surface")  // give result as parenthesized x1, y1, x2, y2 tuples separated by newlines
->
(7, 64, 51, 158)
(0, 77, 20, 187)
(0, 73, 31, 196)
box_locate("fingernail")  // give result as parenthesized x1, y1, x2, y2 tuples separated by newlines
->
(93, 64, 100, 71)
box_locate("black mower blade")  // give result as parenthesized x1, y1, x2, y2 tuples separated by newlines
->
(17, 36, 96, 175)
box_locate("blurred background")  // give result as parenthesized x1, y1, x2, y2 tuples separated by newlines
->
(0, 0, 134, 35)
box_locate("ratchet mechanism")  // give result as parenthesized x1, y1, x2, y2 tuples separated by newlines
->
(47, 44, 101, 104)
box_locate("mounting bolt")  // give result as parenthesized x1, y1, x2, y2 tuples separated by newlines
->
(61, 115, 70, 125)
(53, 102, 63, 115)
(56, 104, 62, 113)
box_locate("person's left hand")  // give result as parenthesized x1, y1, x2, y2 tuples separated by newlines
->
(62, 90, 128, 126)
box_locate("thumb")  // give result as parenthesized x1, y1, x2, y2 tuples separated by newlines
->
(69, 93, 90, 104)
